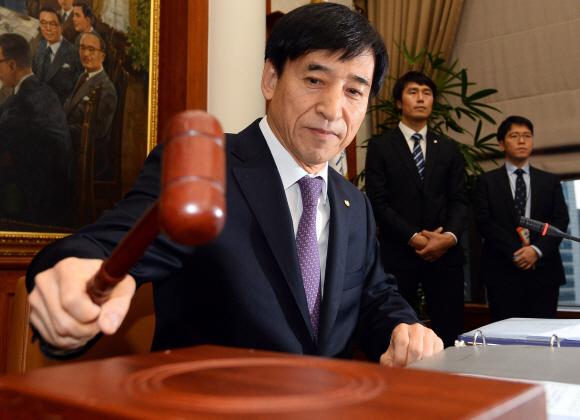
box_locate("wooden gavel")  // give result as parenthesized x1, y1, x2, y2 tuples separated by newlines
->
(86, 110, 226, 305)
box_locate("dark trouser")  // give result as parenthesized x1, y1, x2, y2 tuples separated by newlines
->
(486, 275, 559, 322)
(390, 265, 465, 348)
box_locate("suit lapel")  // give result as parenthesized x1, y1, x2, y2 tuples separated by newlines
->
(392, 128, 423, 190)
(495, 165, 519, 223)
(317, 172, 350, 353)
(422, 131, 439, 189)
(65, 71, 104, 114)
(529, 166, 541, 217)
(45, 43, 66, 82)
(231, 123, 314, 339)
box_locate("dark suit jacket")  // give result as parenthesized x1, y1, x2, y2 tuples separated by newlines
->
(59, 8, 78, 45)
(64, 69, 118, 178)
(26, 120, 420, 362)
(474, 165, 569, 288)
(0, 75, 75, 226)
(365, 127, 469, 270)
(32, 38, 83, 105)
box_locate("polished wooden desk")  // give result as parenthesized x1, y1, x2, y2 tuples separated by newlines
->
(0, 345, 546, 419)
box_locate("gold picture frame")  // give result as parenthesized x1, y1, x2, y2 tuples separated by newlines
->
(0, 0, 160, 256)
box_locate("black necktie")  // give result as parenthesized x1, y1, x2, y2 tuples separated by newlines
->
(514, 168, 527, 216)
(41, 47, 51, 81)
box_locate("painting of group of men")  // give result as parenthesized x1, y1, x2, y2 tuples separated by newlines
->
(0, 0, 126, 229)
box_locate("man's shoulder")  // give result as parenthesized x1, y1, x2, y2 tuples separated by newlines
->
(529, 165, 558, 178)
(477, 165, 504, 182)
(368, 128, 402, 146)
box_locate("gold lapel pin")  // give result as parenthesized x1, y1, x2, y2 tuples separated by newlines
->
(344, 200, 350, 207)
(434, 140, 438, 143)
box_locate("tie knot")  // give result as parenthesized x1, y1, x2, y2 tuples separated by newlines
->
(515, 168, 525, 177)
(298, 176, 323, 207)
(411, 133, 422, 143)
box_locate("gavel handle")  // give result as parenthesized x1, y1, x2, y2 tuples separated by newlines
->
(87, 202, 161, 305)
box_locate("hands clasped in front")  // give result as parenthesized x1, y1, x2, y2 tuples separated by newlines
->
(380, 323, 443, 367)
(28, 257, 136, 351)
(410, 227, 455, 262)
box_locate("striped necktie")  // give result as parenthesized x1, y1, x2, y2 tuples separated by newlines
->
(412, 133, 425, 181)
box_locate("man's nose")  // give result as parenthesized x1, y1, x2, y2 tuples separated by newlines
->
(316, 86, 343, 121)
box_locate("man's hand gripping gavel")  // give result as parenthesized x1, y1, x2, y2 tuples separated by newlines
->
(28, 110, 226, 351)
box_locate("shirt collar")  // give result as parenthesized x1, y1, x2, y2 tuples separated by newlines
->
(399, 121, 428, 141)
(505, 160, 530, 175)
(14, 73, 34, 94)
(259, 116, 328, 204)
(47, 38, 62, 55)
(87, 67, 104, 80)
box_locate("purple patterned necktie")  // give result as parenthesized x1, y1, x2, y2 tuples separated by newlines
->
(296, 175, 323, 343)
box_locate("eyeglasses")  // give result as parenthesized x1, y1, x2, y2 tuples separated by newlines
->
(507, 133, 533, 141)
(0, 59, 8, 64)
(79, 45, 103, 54)
(39, 20, 60, 28)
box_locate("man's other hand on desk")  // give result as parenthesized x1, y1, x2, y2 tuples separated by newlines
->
(380, 323, 443, 367)
(28, 257, 136, 351)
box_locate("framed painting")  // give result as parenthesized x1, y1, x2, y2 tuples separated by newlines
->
(0, 0, 161, 255)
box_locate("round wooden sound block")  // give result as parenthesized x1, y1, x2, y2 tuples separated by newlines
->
(122, 356, 387, 413)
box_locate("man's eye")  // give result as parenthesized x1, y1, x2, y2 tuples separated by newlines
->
(348, 89, 362, 97)
(307, 78, 321, 85)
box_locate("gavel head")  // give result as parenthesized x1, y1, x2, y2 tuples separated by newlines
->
(159, 110, 226, 246)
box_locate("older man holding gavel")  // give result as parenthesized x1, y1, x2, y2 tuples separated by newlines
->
(26, 3, 442, 367)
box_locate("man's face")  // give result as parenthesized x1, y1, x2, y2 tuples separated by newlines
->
(58, 0, 73, 11)
(262, 50, 374, 174)
(73, 6, 91, 33)
(396, 81, 434, 124)
(39, 11, 63, 45)
(0, 46, 17, 88)
(79, 34, 104, 73)
(499, 123, 534, 166)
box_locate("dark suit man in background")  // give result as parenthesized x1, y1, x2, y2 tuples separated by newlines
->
(64, 32, 116, 179)
(365, 71, 469, 347)
(33, 7, 83, 105)
(474, 116, 569, 321)
(72, 2, 97, 47)
(27, 3, 442, 367)
(58, 0, 78, 44)
(0, 33, 75, 227)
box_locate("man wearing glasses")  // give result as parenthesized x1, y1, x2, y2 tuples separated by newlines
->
(474, 116, 569, 321)
(32, 7, 82, 105)
(63, 32, 117, 180)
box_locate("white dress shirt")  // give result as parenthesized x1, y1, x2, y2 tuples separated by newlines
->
(259, 116, 330, 296)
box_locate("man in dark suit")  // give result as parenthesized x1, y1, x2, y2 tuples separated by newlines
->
(58, 0, 78, 44)
(474, 116, 569, 321)
(33, 7, 83, 105)
(26, 3, 442, 366)
(0, 33, 75, 227)
(64, 32, 117, 179)
(365, 71, 469, 347)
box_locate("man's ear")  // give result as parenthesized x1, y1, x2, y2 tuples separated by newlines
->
(261, 59, 278, 101)
(498, 140, 506, 153)
(395, 99, 402, 111)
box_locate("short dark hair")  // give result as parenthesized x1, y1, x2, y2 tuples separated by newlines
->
(393, 71, 438, 104)
(39, 7, 63, 24)
(497, 116, 534, 142)
(73, 2, 94, 24)
(0, 33, 32, 68)
(265, 2, 387, 99)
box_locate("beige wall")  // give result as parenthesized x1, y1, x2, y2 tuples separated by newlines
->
(208, 0, 266, 134)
